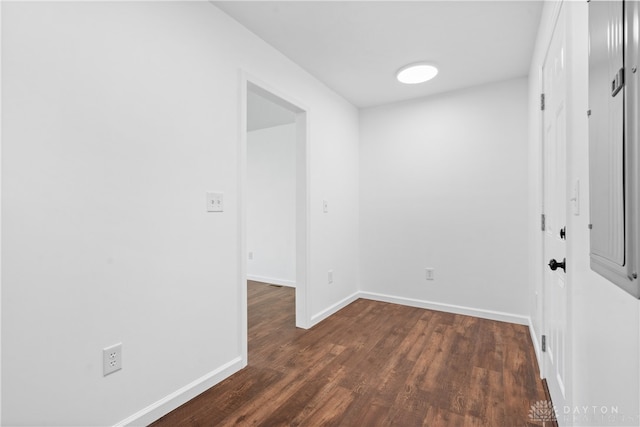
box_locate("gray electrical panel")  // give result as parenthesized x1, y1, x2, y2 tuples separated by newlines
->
(588, 0, 640, 297)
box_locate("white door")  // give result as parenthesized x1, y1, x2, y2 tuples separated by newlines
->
(542, 3, 568, 417)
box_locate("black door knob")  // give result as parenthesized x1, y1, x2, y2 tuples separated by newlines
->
(560, 227, 566, 240)
(548, 258, 566, 272)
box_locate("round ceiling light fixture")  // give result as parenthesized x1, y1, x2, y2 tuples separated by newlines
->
(396, 63, 439, 84)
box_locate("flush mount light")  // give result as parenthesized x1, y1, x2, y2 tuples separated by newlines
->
(396, 63, 438, 84)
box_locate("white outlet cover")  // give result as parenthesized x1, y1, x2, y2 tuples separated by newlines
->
(103, 343, 122, 376)
(425, 268, 435, 280)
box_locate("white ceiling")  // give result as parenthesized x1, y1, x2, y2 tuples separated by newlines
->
(214, 1, 543, 108)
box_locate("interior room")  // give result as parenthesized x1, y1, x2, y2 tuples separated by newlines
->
(2, 1, 639, 426)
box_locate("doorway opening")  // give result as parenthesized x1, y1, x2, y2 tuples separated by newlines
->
(240, 76, 309, 364)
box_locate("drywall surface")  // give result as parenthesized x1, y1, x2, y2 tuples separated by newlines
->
(1, 2, 359, 425)
(247, 124, 296, 287)
(529, 2, 640, 424)
(359, 78, 529, 319)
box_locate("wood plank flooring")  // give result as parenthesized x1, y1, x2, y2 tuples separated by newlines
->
(151, 281, 550, 426)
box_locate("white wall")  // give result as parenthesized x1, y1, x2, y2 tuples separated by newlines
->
(1, 2, 359, 425)
(529, 2, 640, 425)
(359, 78, 530, 322)
(247, 124, 296, 287)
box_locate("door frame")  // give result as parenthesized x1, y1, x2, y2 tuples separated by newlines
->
(0, 2, 4, 421)
(238, 71, 311, 364)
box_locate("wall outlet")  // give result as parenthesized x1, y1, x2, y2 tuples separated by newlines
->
(328, 270, 334, 284)
(425, 268, 435, 281)
(248, 251, 254, 260)
(103, 343, 122, 376)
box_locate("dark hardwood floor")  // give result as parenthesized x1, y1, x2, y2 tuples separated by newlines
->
(151, 281, 550, 426)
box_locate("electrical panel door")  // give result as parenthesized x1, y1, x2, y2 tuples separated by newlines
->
(588, 0, 640, 297)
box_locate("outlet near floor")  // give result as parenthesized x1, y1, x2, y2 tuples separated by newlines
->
(425, 268, 435, 281)
(103, 343, 122, 376)
(328, 270, 334, 284)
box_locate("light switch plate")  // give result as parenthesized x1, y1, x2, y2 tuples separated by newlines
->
(206, 192, 224, 212)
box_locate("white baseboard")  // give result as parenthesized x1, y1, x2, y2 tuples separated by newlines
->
(114, 356, 244, 427)
(310, 291, 360, 327)
(247, 274, 296, 288)
(358, 291, 529, 326)
(528, 318, 543, 377)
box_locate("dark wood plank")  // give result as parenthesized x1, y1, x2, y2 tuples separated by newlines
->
(150, 281, 549, 426)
